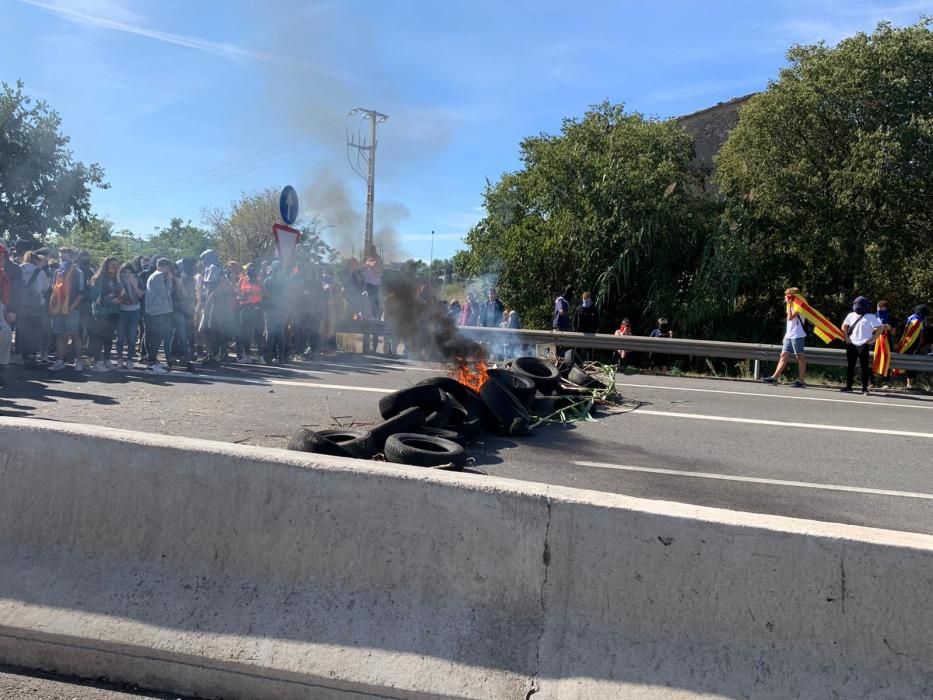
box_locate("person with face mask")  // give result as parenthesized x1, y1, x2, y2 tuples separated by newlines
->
(572, 291, 599, 333)
(840, 296, 887, 395)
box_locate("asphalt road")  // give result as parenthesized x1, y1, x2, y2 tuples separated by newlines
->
(1, 353, 931, 538)
(2, 353, 931, 696)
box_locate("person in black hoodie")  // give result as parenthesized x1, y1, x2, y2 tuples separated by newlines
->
(572, 291, 599, 333)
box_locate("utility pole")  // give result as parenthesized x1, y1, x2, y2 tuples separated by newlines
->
(346, 108, 388, 256)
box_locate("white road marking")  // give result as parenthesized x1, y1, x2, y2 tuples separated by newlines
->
(575, 460, 933, 501)
(266, 379, 394, 393)
(615, 381, 933, 410)
(626, 408, 933, 439)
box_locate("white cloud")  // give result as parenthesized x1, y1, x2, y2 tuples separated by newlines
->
(18, 0, 318, 69)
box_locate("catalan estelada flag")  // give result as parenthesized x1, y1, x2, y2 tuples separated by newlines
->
(892, 318, 923, 376)
(872, 333, 891, 376)
(895, 319, 923, 354)
(788, 294, 846, 345)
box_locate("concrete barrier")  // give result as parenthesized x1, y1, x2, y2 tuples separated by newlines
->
(1, 417, 932, 698)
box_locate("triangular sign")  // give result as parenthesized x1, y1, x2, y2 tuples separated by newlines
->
(273, 223, 301, 265)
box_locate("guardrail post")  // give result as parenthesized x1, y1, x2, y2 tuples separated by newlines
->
(753, 360, 761, 380)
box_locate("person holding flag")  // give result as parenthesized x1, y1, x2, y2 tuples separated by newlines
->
(840, 296, 888, 395)
(762, 287, 812, 387)
(896, 304, 929, 390)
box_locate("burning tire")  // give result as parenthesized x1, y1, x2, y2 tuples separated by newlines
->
(370, 407, 426, 450)
(287, 428, 375, 459)
(416, 377, 488, 423)
(379, 385, 446, 419)
(510, 356, 561, 393)
(487, 368, 536, 409)
(384, 433, 466, 469)
(479, 379, 531, 435)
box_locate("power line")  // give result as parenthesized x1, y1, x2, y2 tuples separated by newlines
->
(114, 142, 319, 204)
(106, 138, 312, 201)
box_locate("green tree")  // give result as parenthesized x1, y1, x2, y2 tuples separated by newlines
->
(716, 19, 933, 319)
(146, 218, 215, 260)
(204, 187, 333, 265)
(0, 80, 108, 244)
(459, 102, 721, 333)
(52, 216, 141, 264)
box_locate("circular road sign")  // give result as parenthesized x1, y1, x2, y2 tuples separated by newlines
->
(279, 185, 299, 225)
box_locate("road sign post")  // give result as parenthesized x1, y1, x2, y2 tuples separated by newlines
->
(272, 223, 301, 266)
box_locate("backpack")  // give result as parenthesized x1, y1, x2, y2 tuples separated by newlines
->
(20, 267, 43, 309)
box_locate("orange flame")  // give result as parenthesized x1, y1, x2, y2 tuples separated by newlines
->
(454, 357, 489, 392)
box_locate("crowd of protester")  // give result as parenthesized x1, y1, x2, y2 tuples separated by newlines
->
(0, 235, 928, 390)
(0, 237, 368, 382)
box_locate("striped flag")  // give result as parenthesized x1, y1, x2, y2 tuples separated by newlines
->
(788, 295, 846, 345)
(872, 333, 890, 376)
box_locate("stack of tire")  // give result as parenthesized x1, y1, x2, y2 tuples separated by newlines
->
(286, 355, 595, 470)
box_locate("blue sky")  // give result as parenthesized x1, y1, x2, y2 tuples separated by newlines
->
(2, 0, 929, 261)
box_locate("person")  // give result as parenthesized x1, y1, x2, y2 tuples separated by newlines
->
(320, 283, 340, 357)
(115, 262, 144, 369)
(552, 287, 573, 331)
(88, 256, 123, 372)
(198, 249, 235, 366)
(872, 300, 895, 388)
(761, 287, 808, 387)
(614, 318, 633, 367)
(76, 250, 95, 363)
(362, 244, 383, 318)
(17, 250, 50, 368)
(47, 247, 85, 371)
(649, 317, 673, 371)
(840, 295, 885, 395)
(165, 258, 195, 372)
(172, 258, 197, 370)
(236, 263, 264, 363)
(479, 288, 505, 328)
(263, 261, 289, 364)
(448, 299, 462, 324)
(459, 292, 479, 326)
(0, 239, 20, 383)
(145, 258, 174, 374)
(572, 292, 599, 333)
(899, 304, 929, 390)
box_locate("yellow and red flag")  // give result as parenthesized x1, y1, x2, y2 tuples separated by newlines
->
(788, 294, 846, 345)
(895, 319, 923, 354)
(872, 332, 890, 376)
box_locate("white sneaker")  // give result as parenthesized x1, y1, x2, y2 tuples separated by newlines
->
(74, 360, 85, 371)
(49, 360, 65, 371)
(92, 361, 109, 373)
(148, 364, 168, 375)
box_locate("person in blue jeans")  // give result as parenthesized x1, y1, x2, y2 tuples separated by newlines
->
(762, 287, 807, 388)
(115, 263, 144, 369)
(144, 258, 174, 374)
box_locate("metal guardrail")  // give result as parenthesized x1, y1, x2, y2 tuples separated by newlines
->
(338, 321, 933, 373)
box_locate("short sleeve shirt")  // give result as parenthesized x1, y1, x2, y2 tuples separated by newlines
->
(843, 312, 881, 347)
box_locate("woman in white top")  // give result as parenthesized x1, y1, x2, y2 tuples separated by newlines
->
(840, 296, 886, 395)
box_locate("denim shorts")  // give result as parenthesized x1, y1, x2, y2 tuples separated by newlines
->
(782, 336, 805, 354)
(50, 310, 81, 335)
